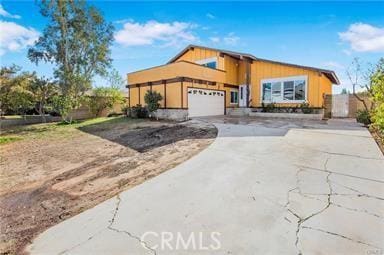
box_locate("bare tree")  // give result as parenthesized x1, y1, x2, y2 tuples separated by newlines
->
(346, 58, 373, 111)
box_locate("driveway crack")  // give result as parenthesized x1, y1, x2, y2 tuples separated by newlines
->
(287, 158, 333, 255)
(107, 195, 157, 255)
(301, 226, 382, 249)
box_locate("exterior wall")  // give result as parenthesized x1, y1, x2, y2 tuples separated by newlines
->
(129, 81, 234, 108)
(174, 48, 225, 70)
(250, 60, 331, 108)
(127, 47, 337, 111)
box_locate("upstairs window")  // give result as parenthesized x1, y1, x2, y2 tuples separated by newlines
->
(261, 76, 307, 103)
(196, 57, 218, 69)
(203, 61, 217, 69)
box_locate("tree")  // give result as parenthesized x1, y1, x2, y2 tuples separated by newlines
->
(107, 69, 125, 89)
(30, 77, 59, 122)
(371, 58, 384, 130)
(89, 87, 124, 116)
(28, 0, 114, 105)
(52, 95, 75, 123)
(0, 65, 35, 116)
(144, 90, 163, 118)
(340, 88, 349, 94)
(346, 58, 374, 111)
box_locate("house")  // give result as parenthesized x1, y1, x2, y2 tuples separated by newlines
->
(126, 45, 339, 119)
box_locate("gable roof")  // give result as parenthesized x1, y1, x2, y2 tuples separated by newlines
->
(168, 44, 340, 85)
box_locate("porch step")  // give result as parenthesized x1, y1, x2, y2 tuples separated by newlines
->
(227, 108, 249, 116)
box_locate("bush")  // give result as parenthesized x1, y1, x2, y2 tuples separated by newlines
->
(263, 103, 276, 112)
(144, 90, 163, 116)
(300, 102, 313, 114)
(372, 104, 384, 130)
(131, 104, 148, 118)
(356, 109, 371, 125)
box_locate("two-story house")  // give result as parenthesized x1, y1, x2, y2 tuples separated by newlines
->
(127, 45, 339, 118)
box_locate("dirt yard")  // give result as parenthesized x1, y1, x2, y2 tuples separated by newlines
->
(0, 117, 217, 255)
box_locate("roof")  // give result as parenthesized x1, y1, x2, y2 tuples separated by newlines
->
(168, 44, 340, 85)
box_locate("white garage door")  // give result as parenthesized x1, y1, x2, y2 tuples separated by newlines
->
(187, 88, 225, 117)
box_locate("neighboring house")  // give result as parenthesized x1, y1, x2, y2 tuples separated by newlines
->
(127, 45, 339, 118)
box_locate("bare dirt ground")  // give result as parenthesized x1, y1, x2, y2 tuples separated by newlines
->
(0, 117, 217, 255)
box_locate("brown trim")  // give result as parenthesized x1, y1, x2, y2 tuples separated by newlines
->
(181, 78, 184, 108)
(166, 44, 339, 84)
(149, 82, 152, 91)
(127, 76, 218, 88)
(163, 80, 167, 108)
(224, 84, 239, 89)
(138, 86, 141, 105)
(128, 86, 131, 108)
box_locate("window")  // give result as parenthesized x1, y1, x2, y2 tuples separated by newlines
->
(230, 90, 238, 104)
(240, 87, 243, 100)
(203, 62, 216, 69)
(283, 81, 294, 100)
(271, 82, 282, 101)
(294, 80, 305, 100)
(261, 76, 307, 103)
(262, 83, 271, 101)
(196, 57, 217, 69)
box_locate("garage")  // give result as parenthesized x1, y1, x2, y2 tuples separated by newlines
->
(187, 88, 225, 117)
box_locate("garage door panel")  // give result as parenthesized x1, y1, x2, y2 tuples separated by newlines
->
(188, 88, 225, 117)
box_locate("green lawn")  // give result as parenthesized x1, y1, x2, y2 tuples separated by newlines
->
(0, 116, 143, 145)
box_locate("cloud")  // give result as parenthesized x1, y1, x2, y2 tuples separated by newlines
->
(223, 33, 240, 45)
(209, 33, 240, 46)
(209, 37, 220, 43)
(0, 21, 39, 55)
(339, 23, 384, 52)
(206, 13, 215, 19)
(0, 4, 21, 19)
(115, 20, 197, 47)
(322, 61, 345, 70)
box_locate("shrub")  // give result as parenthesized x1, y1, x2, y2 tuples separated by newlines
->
(89, 87, 124, 117)
(263, 103, 276, 113)
(131, 104, 148, 118)
(356, 109, 371, 125)
(372, 104, 384, 130)
(144, 90, 163, 116)
(300, 102, 313, 114)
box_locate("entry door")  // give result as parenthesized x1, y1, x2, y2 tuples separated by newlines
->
(239, 85, 248, 107)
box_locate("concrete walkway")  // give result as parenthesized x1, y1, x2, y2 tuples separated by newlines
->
(27, 117, 384, 255)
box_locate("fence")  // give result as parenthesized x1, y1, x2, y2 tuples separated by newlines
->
(324, 94, 372, 118)
(0, 100, 127, 129)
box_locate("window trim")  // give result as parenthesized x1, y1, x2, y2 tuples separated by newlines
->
(230, 89, 239, 104)
(196, 57, 218, 68)
(260, 75, 308, 103)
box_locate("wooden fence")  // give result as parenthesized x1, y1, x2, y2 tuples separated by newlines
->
(324, 94, 373, 118)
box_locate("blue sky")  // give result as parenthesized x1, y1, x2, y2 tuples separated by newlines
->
(1, 1, 384, 93)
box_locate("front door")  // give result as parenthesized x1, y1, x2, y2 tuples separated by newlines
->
(239, 85, 248, 107)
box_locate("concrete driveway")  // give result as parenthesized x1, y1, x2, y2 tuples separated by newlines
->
(27, 117, 384, 255)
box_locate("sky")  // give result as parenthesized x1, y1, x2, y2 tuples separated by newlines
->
(1, 1, 384, 93)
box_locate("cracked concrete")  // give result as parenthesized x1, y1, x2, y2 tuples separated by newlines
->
(27, 117, 384, 255)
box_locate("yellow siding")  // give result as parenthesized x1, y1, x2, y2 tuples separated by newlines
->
(128, 47, 337, 109)
(224, 55, 240, 85)
(128, 61, 226, 85)
(174, 48, 225, 70)
(129, 81, 234, 108)
(251, 60, 328, 108)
